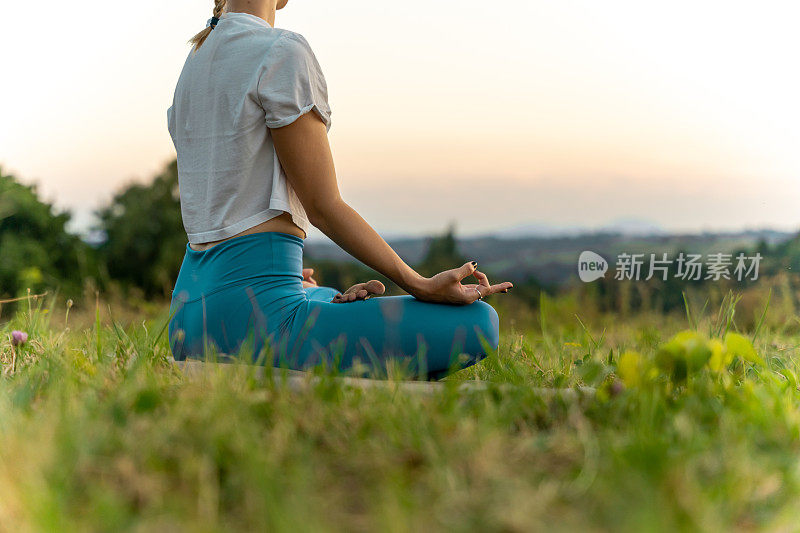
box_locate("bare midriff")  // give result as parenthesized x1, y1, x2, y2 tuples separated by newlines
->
(188, 212, 306, 251)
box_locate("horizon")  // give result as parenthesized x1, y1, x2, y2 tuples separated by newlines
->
(2, 0, 799, 238)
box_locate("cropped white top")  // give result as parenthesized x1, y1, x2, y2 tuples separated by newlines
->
(167, 11, 331, 244)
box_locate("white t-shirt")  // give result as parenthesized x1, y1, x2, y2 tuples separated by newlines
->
(167, 11, 331, 244)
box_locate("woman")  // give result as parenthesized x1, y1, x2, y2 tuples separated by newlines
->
(167, 0, 513, 379)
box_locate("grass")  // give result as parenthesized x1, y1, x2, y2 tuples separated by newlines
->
(1, 289, 799, 532)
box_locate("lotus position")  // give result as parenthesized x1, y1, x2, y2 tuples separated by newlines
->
(167, 0, 513, 379)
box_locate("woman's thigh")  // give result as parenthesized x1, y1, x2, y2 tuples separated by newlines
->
(282, 295, 500, 377)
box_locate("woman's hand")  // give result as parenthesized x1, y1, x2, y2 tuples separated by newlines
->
(301, 268, 318, 288)
(411, 262, 513, 305)
(331, 280, 385, 303)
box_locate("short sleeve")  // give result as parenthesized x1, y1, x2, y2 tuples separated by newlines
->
(258, 33, 332, 132)
(167, 105, 176, 144)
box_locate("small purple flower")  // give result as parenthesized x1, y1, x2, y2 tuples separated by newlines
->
(11, 330, 28, 346)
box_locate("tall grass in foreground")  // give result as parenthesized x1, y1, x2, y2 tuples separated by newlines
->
(0, 290, 800, 531)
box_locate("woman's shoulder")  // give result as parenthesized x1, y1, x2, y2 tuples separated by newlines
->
(249, 29, 323, 75)
(241, 24, 311, 51)
(265, 29, 317, 58)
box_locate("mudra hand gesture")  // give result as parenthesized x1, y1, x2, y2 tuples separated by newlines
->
(413, 261, 512, 305)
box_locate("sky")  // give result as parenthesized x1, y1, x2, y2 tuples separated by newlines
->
(2, 0, 799, 239)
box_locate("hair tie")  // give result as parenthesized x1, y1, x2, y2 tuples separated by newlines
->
(207, 16, 220, 29)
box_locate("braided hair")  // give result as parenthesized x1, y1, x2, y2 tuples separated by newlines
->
(188, 0, 227, 51)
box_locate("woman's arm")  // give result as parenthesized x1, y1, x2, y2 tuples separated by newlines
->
(270, 112, 512, 304)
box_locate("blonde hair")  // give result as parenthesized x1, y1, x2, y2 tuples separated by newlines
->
(188, 0, 228, 51)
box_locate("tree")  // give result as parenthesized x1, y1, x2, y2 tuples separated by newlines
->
(96, 160, 186, 297)
(414, 222, 467, 277)
(0, 167, 91, 298)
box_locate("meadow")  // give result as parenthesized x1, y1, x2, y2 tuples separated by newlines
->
(1, 285, 798, 532)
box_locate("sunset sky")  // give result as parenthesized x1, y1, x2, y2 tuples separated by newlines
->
(2, 0, 799, 238)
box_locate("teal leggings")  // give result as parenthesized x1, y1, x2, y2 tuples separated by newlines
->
(168, 232, 500, 379)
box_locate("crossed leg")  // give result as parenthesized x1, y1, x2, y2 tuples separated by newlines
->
(281, 287, 500, 379)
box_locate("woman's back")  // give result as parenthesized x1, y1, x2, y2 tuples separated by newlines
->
(167, 11, 331, 245)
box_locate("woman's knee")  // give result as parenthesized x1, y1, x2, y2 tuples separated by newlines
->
(471, 300, 500, 351)
(429, 302, 499, 379)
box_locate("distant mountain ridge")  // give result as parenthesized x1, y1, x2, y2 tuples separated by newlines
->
(305, 228, 796, 287)
(485, 217, 666, 239)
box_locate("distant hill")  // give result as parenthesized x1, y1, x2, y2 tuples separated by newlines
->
(304, 229, 796, 287)
(488, 217, 667, 239)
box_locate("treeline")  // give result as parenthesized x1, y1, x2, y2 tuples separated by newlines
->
(580, 238, 800, 318)
(1, 161, 535, 305)
(2, 161, 797, 324)
(0, 162, 186, 302)
(0, 169, 93, 298)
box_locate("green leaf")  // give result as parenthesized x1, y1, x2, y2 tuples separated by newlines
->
(724, 332, 764, 366)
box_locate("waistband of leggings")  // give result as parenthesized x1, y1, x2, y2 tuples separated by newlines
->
(177, 231, 305, 291)
(184, 231, 303, 256)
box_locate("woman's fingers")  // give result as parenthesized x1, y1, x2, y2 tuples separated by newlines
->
(464, 270, 513, 303)
(353, 280, 385, 296)
(473, 270, 513, 294)
(332, 280, 385, 303)
(302, 268, 317, 286)
(463, 285, 484, 303)
(366, 279, 386, 295)
(473, 269, 491, 288)
(343, 280, 385, 296)
(451, 261, 478, 282)
(484, 282, 513, 295)
(333, 292, 356, 303)
(463, 283, 512, 303)
(493, 282, 513, 294)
